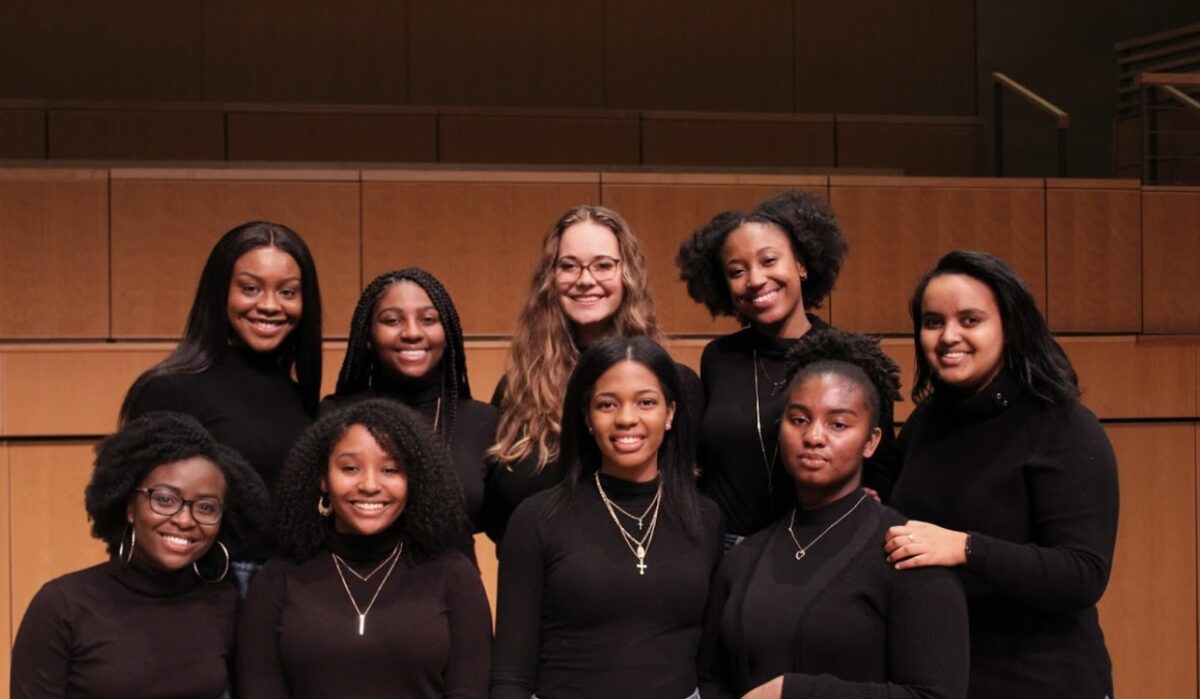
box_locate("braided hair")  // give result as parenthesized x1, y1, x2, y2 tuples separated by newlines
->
(784, 328, 902, 424)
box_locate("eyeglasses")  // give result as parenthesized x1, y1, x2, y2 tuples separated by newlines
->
(134, 488, 224, 525)
(554, 256, 621, 282)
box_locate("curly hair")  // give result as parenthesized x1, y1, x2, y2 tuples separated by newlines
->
(273, 399, 467, 562)
(676, 189, 848, 320)
(331, 268, 471, 440)
(784, 328, 902, 424)
(489, 205, 662, 471)
(85, 412, 271, 559)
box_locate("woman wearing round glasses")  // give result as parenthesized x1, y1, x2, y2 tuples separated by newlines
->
(11, 412, 270, 699)
(485, 205, 702, 542)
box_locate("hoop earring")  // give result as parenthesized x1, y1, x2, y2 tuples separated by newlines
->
(194, 541, 230, 584)
(318, 493, 333, 517)
(118, 525, 136, 565)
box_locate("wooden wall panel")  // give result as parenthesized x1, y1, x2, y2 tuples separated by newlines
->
(829, 177, 1046, 334)
(463, 342, 510, 404)
(9, 443, 107, 643)
(0, 1, 204, 100)
(605, 0, 794, 112)
(1143, 189, 1200, 333)
(202, 0, 408, 104)
(0, 109, 46, 159)
(794, 0, 975, 115)
(1046, 182, 1142, 332)
(48, 109, 225, 160)
(226, 111, 437, 163)
(408, 1, 605, 108)
(359, 173, 599, 336)
(438, 113, 640, 166)
(0, 445, 9, 689)
(0, 169, 109, 338)
(641, 113, 835, 168)
(835, 116, 984, 176)
(1099, 423, 1197, 699)
(110, 174, 361, 339)
(1063, 337, 1196, 420)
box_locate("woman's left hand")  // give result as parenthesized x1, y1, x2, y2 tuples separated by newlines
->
(741, 676, 783, 699)
(885, 520, 968, 569)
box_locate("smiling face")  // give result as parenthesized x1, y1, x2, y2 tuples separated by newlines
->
(126, 456, 226, 572)
(586, 360, 676, 483)
(720, 222, 809, 338)
(323, 424, 408, 536)
(370, 280, 447, 381)
(555, 220, 624, 344)
(226, 246, 303, 353)
(919, 273, 1005, 395)
(779, 373, 881, 509)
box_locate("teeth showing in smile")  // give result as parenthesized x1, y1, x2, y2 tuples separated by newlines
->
(751, 289, 779, 306)
(162, 535, 192, 548)
(249, 319, 285, 332)
(615, 436, 642, 444)
(397, 349, 428, 360)
(353, 502, 386, 511)
(572, 295, 604, 305)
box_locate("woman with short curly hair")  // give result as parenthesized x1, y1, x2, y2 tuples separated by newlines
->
(11, 412, 271, 698)
(676, 190, 898, 545)
(238, 399, 491, 698)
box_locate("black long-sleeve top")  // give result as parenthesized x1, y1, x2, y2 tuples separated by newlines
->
(889, 369, 1118, 699)
(237, 530, 492, 699)
(698, 319, 901, 536)
(11, 559, 238, 699)
(491, 474, 723, 699)
(699, 490, 969, 699)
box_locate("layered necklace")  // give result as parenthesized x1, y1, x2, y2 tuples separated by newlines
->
(752, 349, 785, 495)
(331, 542, 403, 635)
(594, 472, 663, 576)
(786, 492, 868, 561)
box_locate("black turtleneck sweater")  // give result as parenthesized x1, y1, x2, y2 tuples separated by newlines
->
(699, 489, 969, 699)
(491, 474, 723, 699)
(11, 558, 239, 698)
(889, 370, 1118, 699)
(698, 318, 900, 536)
(320, 369, 498, 533)
(237, 530, 492, 699)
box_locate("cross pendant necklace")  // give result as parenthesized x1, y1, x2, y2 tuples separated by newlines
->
(635, 544, 647, 575)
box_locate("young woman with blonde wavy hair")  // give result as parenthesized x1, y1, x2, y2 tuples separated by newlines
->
(484, 205, 702, 542)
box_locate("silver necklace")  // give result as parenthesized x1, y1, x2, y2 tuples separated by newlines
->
(594, 472, 662, 575)
(752, 350, 779, 495)
(786, 492, 869, 561)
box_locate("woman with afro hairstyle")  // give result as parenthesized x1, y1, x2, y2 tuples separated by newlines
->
(11, 412, 271, 699)
(321, 267, 497, 533)
(885, 251, 1117, 698)
(238, 399, 491, 699)
(485, 205, 702, 543)
(491, 337, 721, 699)
(676, 190, 898, 545)
(699, 329, 968, 699)
(120, 221, 324, 583)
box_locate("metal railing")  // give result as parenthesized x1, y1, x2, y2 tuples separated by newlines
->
(1138, 72, 1200, 184)
(991, 72, 1070, 177)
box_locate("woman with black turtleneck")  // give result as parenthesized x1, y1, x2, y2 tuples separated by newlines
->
(321, 268, 495, 531)
(491, 337, 721, 699)
(238, 399, 491, 699)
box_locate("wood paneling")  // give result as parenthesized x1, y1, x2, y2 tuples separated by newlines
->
(226, 111, 437, 163)
(1047, 182, 1142, 332)
(605, 0, 794, 112)
(438, 112, 640, 166)
(641, 113, 835, 168)
(109, 174, 361, 339)
(0, 108, 46, 159)
(1063, 337, 1196, 420)
(359, 175, 599, 336)
(48, 109, 225, 160)
(475, 534, 498, 620)
(1143, 189, 1200, 333)
(0, 445, 10, 688)
(829, 177, 1046, 333)
(202, 0, 408, 104)
(1099, 423, 1197, 699)
(0, 1, 204, 100)
(463, 342, 510, 404)
(0, 169, 109, 338)
(408, 0, 605, 108)
(835, 115, 984, 176)
(600, 176, 827, 335)
(9, 443, 108, 643)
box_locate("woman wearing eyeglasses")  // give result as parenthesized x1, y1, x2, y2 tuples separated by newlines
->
(10, 412, 270, 699)
(484, 205, 702, 543)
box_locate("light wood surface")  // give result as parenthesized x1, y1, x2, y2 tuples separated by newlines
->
(1063, 337, 1197, 420)
(1143, 190, 1200, 333)
(0, 446, 9, 690)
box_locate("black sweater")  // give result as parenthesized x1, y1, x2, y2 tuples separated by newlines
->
(237, 530, 492, 699)
(889, 370, 1118, 699)
(11, 559, 238, 699)
(491, 474, 722, 699)
(699, 491, 969, 699)
(698, 319, 901, 536)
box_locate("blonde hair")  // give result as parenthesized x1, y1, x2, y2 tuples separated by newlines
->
(489, 205, 661, 470)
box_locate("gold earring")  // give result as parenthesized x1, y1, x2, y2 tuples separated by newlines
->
(118, 525, 136, 565)
(318, 493, 333, 517)
(194, 541, 231, 583)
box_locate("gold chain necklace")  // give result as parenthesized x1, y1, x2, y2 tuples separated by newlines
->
(331, 543, 401, 582)
(332, 542, 404, 635)
(786, 492, 868, 561)
(599, 484, 662, 531)
(432, 396, 442, 433)
(752, 350, 780, 495)
(594, 472, 662, 575)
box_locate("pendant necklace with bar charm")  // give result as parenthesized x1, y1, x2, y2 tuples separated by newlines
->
(332, 542, 403, 635)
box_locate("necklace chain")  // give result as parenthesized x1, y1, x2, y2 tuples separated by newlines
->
(594, 472, 662, 576)
(432, 396, 441, 433)
(332, 542, 403, 635)
(331, 544, 400, 582)
(601, 485, 662, 531)
(787, 492, 869, 561)
(752, 350, 780, 495)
